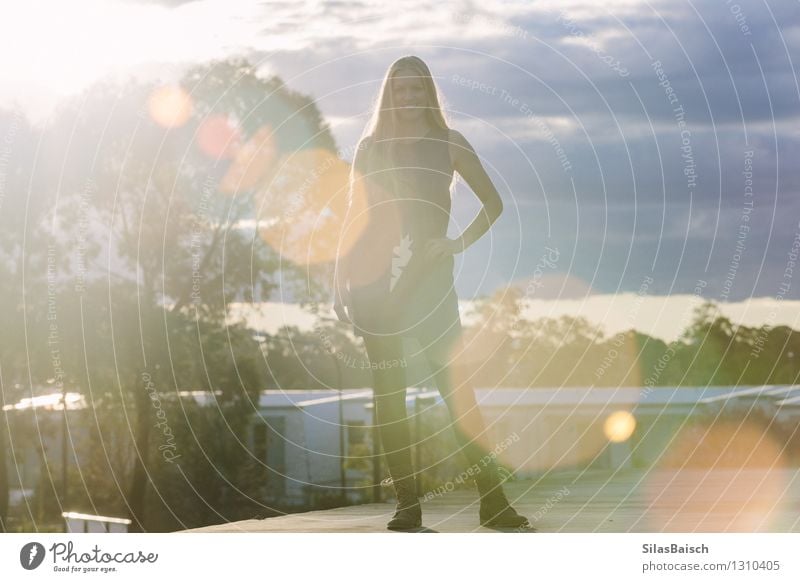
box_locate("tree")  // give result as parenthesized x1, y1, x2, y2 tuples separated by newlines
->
(0, 107, 60, 531)
(33, 56, 337, 530)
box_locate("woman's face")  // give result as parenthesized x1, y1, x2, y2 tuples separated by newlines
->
(391, 68, 428, 123)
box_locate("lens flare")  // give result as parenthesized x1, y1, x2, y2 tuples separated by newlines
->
(604, 410, 636, 442)
(197, 114, 242, 160)
(220, 125, 278, 194)
(344, 176, 402, 288)
(643, 420, 787, 532)
(255, 148, 370, 265)
(147, 85, 192, 128)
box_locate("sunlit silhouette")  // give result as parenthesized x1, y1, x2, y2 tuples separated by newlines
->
(333, 55, 531, 531)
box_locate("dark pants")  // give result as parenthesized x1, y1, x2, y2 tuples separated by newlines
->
(362, 332, 495, 483)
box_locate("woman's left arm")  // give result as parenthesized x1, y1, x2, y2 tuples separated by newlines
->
(425, 129, 504, 262)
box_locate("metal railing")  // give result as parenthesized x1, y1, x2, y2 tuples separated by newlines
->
(62, 511, 131, 533)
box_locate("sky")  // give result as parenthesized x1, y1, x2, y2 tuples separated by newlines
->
(3, 0, 799, 338)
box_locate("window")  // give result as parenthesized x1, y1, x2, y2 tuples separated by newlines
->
(253, 416, 286, 498)
(347, 421, 367, 447)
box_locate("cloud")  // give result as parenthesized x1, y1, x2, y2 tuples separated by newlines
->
(4, 0, 797, 304)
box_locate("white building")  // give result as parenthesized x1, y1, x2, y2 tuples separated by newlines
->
(5, 384, 800, 509)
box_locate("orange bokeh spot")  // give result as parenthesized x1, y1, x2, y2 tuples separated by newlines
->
(604, 410, 636, 442)
(220, 125, 278, 194)
(147, 85, 192, 128)
(644, 420, 787, 531)
(197, 114, 242, 160)
(255, 148, 372, 266)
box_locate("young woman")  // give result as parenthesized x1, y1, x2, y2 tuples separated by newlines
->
(334, 55, 531, 531)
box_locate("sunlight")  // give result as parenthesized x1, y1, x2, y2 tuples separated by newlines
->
(2, 0, 169, 99)
(0, 0, 267, 121)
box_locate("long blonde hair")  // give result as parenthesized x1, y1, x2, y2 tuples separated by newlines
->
(361, 56, 450, 176)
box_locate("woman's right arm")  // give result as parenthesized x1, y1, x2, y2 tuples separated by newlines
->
(333, 137, 370, 323)
(333, 252, 351, 323)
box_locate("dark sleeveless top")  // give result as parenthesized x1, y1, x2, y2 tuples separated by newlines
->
(347, 125, 462, 348)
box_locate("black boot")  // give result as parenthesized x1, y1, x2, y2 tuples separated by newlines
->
(474, 461, 533, 530)
(382, 475, 422, 531)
